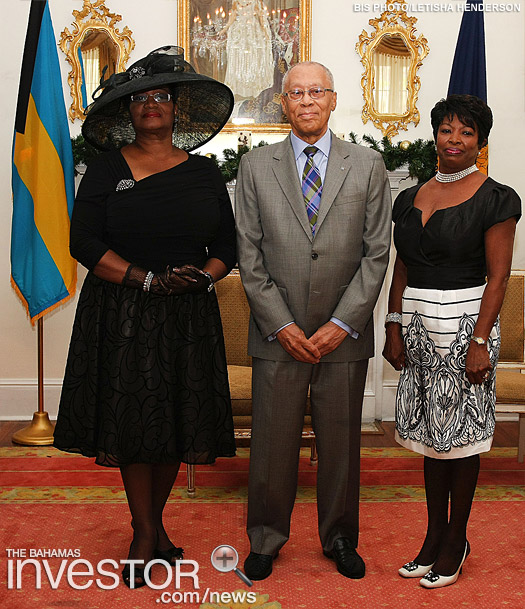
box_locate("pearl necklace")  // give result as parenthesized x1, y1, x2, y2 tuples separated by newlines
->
(435, 164, 478, 183)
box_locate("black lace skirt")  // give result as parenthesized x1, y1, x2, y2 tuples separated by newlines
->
(53, 273, 235, 467)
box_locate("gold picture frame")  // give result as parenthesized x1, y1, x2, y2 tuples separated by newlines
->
(178, 0, 311, 133)
(356, 8, 429, 139)
(59, 0, 135, 122)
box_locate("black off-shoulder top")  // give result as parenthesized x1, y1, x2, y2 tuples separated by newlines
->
(70, 151, 236, 274)
(392, 177, 521, 290)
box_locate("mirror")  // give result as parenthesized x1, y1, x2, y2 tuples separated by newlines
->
(356, 8, 429, 139)
(59, 0, 135, 122)
(78, 29, 119, 106)
(372, 34, 411, 115)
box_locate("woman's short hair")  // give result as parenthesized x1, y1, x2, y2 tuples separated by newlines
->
(430, 94, 493, 147)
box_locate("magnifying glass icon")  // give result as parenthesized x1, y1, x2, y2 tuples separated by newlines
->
(210, 545, 253, 587)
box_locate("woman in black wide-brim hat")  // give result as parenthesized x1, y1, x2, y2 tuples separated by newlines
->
(54, 46, 236, 588)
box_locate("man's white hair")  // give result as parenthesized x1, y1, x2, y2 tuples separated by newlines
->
(281, 61, 335, 93)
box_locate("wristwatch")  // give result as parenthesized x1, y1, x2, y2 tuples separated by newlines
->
(470, 335, 487, 346)
(203, 271, 214, 292)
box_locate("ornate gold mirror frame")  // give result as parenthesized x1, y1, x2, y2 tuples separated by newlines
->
(178, 0, 311, 133)
(59, 0, 135, 122)
(356, 8, 429, 139)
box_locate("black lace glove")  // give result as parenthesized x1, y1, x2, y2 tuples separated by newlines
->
(169, 265, 212, 294)
(122, 264, 211, 295)
(122, 264, 191, 295)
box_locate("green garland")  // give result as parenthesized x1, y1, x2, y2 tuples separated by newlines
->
(203, 141, 268, 183)
(71, 135, 101, 175)
(348, 133, 437, 183)
(72, 134, 436, 184)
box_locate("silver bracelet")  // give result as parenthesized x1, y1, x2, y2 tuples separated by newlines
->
(385, 312, 402, 325)
(143, 271, 154, 292)
(203, 271, 214, 292)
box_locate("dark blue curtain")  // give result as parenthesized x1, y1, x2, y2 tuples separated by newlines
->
(448, 0, 487, 101)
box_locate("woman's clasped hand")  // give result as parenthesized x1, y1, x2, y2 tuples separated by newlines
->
(156, 265, 212, 295)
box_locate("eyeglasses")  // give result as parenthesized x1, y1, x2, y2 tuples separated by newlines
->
(282, 87, 334, 101)
(130, 92, 172, 104)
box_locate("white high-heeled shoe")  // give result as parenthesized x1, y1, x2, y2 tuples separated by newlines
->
(398, 560, 434, 578)
(420, 541, 470, 589)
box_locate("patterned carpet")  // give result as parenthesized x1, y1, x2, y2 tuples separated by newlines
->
(1, 446, 524, 609)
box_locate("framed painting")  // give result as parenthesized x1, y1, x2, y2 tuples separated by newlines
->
(178, 0, 311, 132)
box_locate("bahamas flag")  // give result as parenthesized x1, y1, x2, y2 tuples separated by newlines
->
(77, 45, 88, 110)
(11, 0, 76, 323)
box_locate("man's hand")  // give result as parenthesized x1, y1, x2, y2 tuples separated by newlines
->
(276, 323, 321, 363)
(309, 321, 348, 357)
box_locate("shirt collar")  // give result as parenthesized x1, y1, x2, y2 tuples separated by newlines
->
(291, 129, 332, 161)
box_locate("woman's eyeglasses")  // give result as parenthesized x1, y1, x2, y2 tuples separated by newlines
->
(282, 88, 334, 102)
(130, 92, 172, 104)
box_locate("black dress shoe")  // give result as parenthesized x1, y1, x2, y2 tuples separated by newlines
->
(154, 545, 184, 566)
(244, 551, 278, 581)
(323, 538, 365, 579)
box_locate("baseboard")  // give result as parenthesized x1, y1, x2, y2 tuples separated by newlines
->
(0, 380, 61, 419)
(361, 420, 384, 434)
(0, 381, 519, 423)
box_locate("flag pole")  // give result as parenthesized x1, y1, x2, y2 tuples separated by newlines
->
(12, 317, 55, 445)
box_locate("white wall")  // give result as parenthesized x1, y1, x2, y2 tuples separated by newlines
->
(1, 1, 524, 418)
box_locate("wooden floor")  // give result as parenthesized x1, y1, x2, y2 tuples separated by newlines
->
(0, 420, 519, 448)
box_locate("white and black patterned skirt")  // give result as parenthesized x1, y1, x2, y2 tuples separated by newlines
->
(395, 284, 500, 459)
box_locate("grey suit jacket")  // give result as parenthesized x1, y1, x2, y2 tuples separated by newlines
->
(235, 132, 392, 362)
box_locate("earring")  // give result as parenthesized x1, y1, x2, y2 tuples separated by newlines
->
(172, 116, 178, 145)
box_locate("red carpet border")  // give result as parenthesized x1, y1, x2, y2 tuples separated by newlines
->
(0, 446, 523, 609)
(0, 446, 523, 503)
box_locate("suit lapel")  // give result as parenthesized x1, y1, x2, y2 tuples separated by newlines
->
(315, 135, 352, 233)
(272, 136, 313, 240)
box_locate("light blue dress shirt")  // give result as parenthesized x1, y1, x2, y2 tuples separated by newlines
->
(269, 131, 359, 341)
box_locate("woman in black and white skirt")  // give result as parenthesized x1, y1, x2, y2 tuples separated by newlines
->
(383, 95, 521, 588)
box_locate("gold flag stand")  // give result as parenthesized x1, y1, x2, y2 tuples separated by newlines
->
(12, 318, 55, 445)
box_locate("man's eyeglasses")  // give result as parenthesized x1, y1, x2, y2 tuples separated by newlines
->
(130, 92, 172, 104)
(282, 87, 334, 102)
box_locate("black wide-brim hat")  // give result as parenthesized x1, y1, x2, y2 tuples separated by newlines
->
(82, 45, 234, 152)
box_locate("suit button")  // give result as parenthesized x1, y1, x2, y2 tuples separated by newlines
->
(311, 252, 318, 260)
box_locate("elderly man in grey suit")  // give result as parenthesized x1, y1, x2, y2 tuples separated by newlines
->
(235, 61, 392, 581)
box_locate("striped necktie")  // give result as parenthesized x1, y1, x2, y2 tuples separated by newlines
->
(302, 145, 322, 234)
